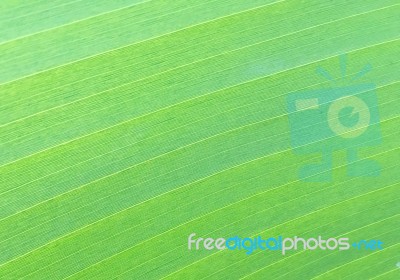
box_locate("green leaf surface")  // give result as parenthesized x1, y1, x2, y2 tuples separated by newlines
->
(0, 0, 399, 279)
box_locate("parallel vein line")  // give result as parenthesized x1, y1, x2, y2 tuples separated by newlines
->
(273, 219, 399, 279)
(123, 200, 398, 280)
(67, 183, 398, 279)
(1, 37, 398, 170)
(1, 1, 390, 122)
(2, 136, 398, 271)
(0, 0, 284, 87)
(311, 242, 400, 279)
(208, 217, 399, 280)
(160, 187, 399, 279)
(1, 100, 397, 227)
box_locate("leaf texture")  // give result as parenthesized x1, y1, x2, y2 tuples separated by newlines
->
(0, 0, 399, 279)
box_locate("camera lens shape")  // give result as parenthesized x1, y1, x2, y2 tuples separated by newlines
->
(327, 95, 370, 139)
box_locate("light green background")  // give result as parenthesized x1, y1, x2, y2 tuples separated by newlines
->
(0, 0, 399, 279)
